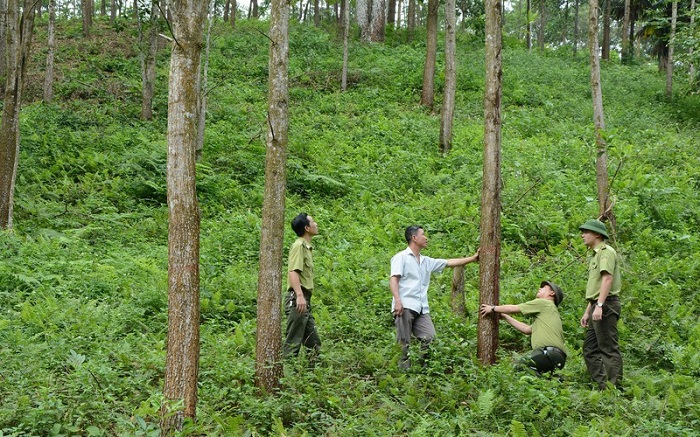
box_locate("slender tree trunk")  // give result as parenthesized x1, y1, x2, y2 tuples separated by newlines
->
(101, 0, 106, 15)
(224, 0, 230, 20)
(196, 0, 216, 159)
(451, 265, 466, 317)
(341, 0, 349, 91)
(161, 0, 208, 433)
(141, 0, 160, 121)
(538, 0, 544, 52)
(573, 0, 579, 55)
(397, 0, 402, 27)
(420, 0, 438, 108)
(83, 0, 93, 37)
(562, 0, 569, 45)
(439, 0, 456, 153)
(0, 0, 7, 80)
(388, 0, 396, 26)
(407, 0, 415, 42)
(621, 0, 631, 63)
(602, 0, 610, 60)
(666, 2, 677, 100)
(588, 0, 612, 222)
(110, 0, 116, 24)
(370, 0, 385, 41)
(313, 0, 319, 26)
(690, 0, 696, 85)
(526, 0, 531, 50)
(479, 0, 502, 366)
(0, 0, 35, 230)
(44, 0, 56, 103)
(254, 0, 289, 394)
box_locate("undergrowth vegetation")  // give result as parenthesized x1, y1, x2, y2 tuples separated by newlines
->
(1, 17, 699, 436)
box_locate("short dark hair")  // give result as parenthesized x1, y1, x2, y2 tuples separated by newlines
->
(291, 213, 310, 237)
(405, 225, 423, 243)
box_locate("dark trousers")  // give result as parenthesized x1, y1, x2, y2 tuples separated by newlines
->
(584, 298, 623, 389)
(395, 310, 436, 369)
(524, 347, 567, 375)
(282, 289, 321, 358)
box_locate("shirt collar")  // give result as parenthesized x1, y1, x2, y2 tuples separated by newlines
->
(593, 241, 606, 252)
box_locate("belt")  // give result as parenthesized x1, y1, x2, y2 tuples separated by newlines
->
(589, 295, 619, 304)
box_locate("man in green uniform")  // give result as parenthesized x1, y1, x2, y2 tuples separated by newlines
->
(282, 213, 321, 358)
(579, 219, 622, 390)
(481, 281, 567, 375)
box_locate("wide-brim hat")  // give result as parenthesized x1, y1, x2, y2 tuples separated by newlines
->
(541, 281, 564, 307)
(579, 219, 609, 239)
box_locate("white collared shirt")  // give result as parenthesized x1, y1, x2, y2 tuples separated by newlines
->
(390, 247, 447, 314)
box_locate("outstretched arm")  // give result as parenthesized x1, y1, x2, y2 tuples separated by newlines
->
(446, 249, 480, 267)
(500, 313, 532, 335)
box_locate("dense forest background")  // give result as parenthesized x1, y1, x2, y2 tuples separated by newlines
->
(1, 0, 700, 435)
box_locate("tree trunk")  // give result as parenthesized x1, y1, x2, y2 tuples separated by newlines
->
(538, 0, 544, 52)
(420, 0, 438, 109)
(140, 0, 160, 121)
(588, 0, 612, 223)
(602, 0, 610, 61)
(573, 0, 579, 56)
(231, 0, 236, 28)
(313, 0, 319, 26)
(451, 265, 466, 317)
(196, 0, 216, 159)
(110, 0, 116, 24)
(526, 0, 531, 50)
(0, 0, 7, 80)
(666, 2, 677, 100)
(479, 0, 502, 366)
(341, 0, 349, 91)
(439, 0, 456, 153)
(224, 0, 230, 21)
(82, 0, 93, 37)
(44, 0, 56, 103)
(254, 0, 289, 394)
(161, 0, 208, 433)
(101, 0, 106, 15)
(690, 0, 696, 86)
(388, 0, 396, 26)
(407, 0, 415, 42)
(0, 0, 35, 230)
(621, 0, 631, 63)
(357, 0, 369, 41)
(370, 0, 385, 41)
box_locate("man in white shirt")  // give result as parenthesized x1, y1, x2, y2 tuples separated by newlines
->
(390, 225, 479, 369)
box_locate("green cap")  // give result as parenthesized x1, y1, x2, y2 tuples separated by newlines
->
(579, 219, 609, 239)
(541, 281, 564, 307)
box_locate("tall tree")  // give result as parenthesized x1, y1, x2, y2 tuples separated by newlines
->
(0, 0, 36, 230)
(357, 0, 386, 42)
(690, 0, 696, 85)
(140, 0, 161, 121)
(341, 0, 349, 91)
(407, 0, 416, 41)
(526, 0, 531, 50)
(479, 0, 502, 366)
(388, 0, 396, 26)
(0, 0, 7, 79)
(161, 0, 208, 433)
(196, 0, 217, 158)
(573, 0, 580, 55)
(621, 0, 631, 63)
(602, 0, 611, 60)
(82, 0, 93, 37)
(44, 0, 57, 103)
(439, 0, 457, 153)
(588, 0, 613, 223)
(420, 0, 439, 108)
(254, 0, 290, 393)
(666, 1, 677, 99)
(538, 0, 545, 52)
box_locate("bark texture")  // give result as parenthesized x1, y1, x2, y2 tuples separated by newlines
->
(420, 0, 439, 108)
(439, 0, 457, 153)
(0, 0, 35, 229)
(254, 0, 290, 394)
(161, 0, 208, 433)
(479, 0, 502, 366)
(666, 2, 677, 100)
(44, 0, 56, 103)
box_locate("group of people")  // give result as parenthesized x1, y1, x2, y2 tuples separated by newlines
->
(281, 213, 622, 390)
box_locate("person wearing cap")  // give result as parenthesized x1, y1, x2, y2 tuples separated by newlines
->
(390, 225, 480, 369)
(579, 219, 622, 390)
(480, 281, 567, 375)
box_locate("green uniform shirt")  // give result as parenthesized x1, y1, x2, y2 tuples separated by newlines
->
(517, 298, 566, 352)
(287, 237, 314, 291)
(585, 242, 621, 300)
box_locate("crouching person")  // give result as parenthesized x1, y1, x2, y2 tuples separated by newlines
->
(480, 281, 567, 376)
